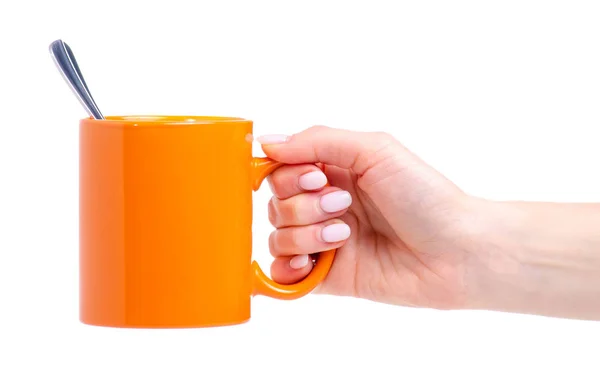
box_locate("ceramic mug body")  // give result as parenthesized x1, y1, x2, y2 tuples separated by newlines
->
(79, 116, 335, 328)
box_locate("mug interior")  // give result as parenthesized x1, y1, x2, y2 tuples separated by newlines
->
(83, 115, 249, 126)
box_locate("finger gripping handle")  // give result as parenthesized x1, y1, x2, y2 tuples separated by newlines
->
(250, 157, 336, 300)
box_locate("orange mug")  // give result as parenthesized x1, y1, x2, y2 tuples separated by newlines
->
(79, 115, 336, 328)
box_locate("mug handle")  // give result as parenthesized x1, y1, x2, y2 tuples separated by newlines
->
(250, 157, 337, 300)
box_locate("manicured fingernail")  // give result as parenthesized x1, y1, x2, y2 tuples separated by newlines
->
(299, 171, 327, 190)
(320, 191, 352, 213)
(321, 223, 351, 243)
(290, 254, 309, 269)
(256, 134, 290, 144)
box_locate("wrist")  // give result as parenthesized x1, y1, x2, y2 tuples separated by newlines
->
(461, 198, 528, 312)
(461, 198, 600, 319)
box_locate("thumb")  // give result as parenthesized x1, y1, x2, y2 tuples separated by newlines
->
(256, 125, 400, 175)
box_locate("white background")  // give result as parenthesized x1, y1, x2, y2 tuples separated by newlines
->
(1, 1, 600, 379)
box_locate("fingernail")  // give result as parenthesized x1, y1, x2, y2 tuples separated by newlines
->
(256, 134, 290, 144)
(320, 191, 352, 213)
(321, 223, 351, 243)
(299, 171, 327, 190)
(290, 254, 309, 269)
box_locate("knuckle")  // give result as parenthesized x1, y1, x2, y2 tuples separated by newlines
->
(267, 176, 282, 198)
(270, 228, 299, 256)
(268, 169, 288, 196)
(268, 230, 278, 255)
(370, 131, 395, 144)
(288, 228, 301, 251)
(266, 175, 277, 193)
(281, 198, 301, 225)
(268, 167, 298, 199)
(268, 197, 279, 226)
(354, 132, 399, 173)
(307, 125, 331, 134)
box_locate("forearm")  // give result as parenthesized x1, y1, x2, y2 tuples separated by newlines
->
(466, 199, 600, 320)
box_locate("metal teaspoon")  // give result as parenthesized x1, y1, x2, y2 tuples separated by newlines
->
(49, 39, 104, 119)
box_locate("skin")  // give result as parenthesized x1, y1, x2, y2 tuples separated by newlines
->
(258, 125, 600, 321)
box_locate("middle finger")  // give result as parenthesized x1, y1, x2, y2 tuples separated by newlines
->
(268, 187, 352, 228)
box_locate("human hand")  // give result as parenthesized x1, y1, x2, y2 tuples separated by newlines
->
(258, 125, 600, 320)
(257, 125, 479, 310)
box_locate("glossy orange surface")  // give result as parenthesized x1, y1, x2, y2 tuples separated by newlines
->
(79, 116, 335, 328)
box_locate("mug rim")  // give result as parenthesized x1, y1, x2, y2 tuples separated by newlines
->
(80, 115, 251, 127)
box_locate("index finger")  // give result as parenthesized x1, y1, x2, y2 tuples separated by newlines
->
(267, 164, 327, 200)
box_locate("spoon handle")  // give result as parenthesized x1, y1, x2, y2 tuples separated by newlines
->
(49, 40, 104, 119)
(63, 43, 104, 119)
